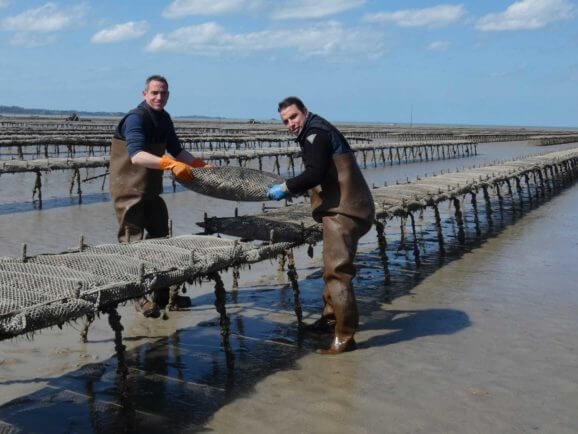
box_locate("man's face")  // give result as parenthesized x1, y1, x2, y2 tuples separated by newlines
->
(279, 104, 308, 136)
(143, 80, 169, 111)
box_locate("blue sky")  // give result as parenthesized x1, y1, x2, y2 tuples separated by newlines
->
(0, 1, 577, 126)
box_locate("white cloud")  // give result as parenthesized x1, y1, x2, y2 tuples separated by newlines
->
(427, 40, 451, 51)
(363, 4, 466, 27)
(0, 2, 87, 32)
(476, 0, 575, 31)
(146, 21, 384, 60)
(163, 0, 263, 18)
(0, 0, 11, 10)
(91, 21, 148, 44)
(272, 0, 365, 20)
(489, 63, 528, 78)
(9, 32, 57, 47)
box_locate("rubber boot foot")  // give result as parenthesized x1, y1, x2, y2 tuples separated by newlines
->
(301, 317, 336, 334)
(317, 336, 357, 355)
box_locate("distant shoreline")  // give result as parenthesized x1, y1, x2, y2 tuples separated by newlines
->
(0, 105, 224, 121)
(0, 105, 124, 118)
(1, 105, 576, 131)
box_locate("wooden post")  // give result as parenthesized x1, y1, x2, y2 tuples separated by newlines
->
(209, 271, 234, 369)
(374, 220, 391, 286)
(32, 170, 43, 209)
(452, 197, 466, 244)
(408, 212, 421, 267)
(470, 191, 481, 238)
(482, 185, 494, 228)
(286, 249, 303, 328)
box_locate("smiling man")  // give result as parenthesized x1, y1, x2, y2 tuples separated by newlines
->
(268, 96, 375, 354)
(109, 75, 210, 317)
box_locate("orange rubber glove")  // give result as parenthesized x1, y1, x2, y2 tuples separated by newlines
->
(190, 158, 212, 168)
(159, 155, 193, 183)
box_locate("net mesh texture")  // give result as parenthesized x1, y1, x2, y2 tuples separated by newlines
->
(0, 235, 293, 340)
(176, 166, 284, 201)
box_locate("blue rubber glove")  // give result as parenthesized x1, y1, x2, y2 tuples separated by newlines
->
(267, 184, 286, 200)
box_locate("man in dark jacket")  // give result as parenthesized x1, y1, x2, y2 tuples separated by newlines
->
(268, 97, 375, 354)
(110, 75, 209, 317)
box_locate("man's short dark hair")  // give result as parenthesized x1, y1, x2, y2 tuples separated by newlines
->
(145, 75, 169, 90)
(278, 96, 306, 113)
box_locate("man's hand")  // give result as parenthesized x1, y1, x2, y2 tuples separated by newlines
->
(267, 184, 287, 201)
(159, 155, 193, 182)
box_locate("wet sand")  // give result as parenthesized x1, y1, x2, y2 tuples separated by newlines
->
(0, 140, 577, 432)
(206, 186, 578, 434)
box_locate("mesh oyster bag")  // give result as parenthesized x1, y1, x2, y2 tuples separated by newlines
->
(176, 166, 285, 201)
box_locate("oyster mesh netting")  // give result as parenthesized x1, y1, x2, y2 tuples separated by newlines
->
(176, 166, 284, 201)
(0, 235, 293, 340)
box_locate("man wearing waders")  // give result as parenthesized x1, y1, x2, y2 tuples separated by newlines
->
(109, 75, 210, 317)
(268, 97, 375, 354)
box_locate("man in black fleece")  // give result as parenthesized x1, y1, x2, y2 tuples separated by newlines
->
(268, 97, 375, 354)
